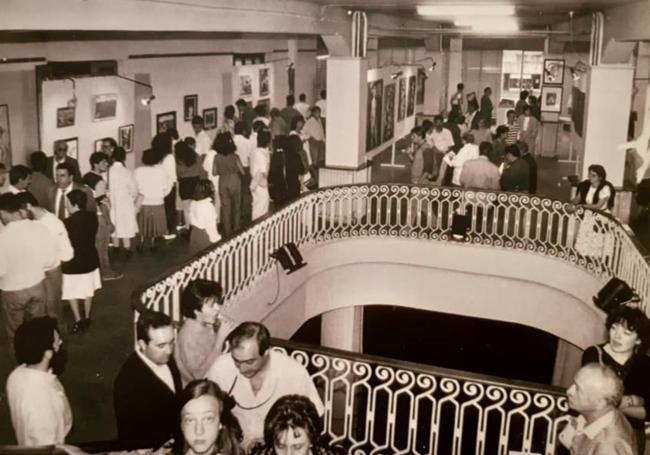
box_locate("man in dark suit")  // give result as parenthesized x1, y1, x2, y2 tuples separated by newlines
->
(47, 163, 95, 218)
(113, 310, 181, 451)
(500, 144, 530, 193)
(45, 141, 81, 182)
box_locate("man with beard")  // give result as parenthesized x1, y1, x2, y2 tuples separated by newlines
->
(6, 316, 72, 446)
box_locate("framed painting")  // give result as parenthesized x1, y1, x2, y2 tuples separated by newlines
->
(57, 107, 75, 128)
(239, 75, 253, 97)
(366, 79, 384, 151)
(93, 94, 117, 121)
(55, 137, 78, 160)
(383, 83, 396, 142)
(0, 104, 11, 167)
(543, 59, 565, 85)
(416, 68, 426, 105)
(118, 124, 134, 152)
(184, 94, 198, 121)
(202, 108, 218, 130)
(407, 75, 416, 117)
(541, 86, 563, 113)
(397, 77, 407, 121)
(156, 111, 177, 135)
(259, 68, 270, 97)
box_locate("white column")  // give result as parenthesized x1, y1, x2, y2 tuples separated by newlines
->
(446, 38, 463, 115)
(321, 307, 364, 353)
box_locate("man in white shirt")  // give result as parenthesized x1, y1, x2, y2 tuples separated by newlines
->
(293, 93, 311, 119)
(560, 363, 636, 454)
(16, 191, 73, 333)
(6, 316, 72, 446)
(426, 115, 455, 154)
(207, 322, 324, 450)
(303, 106, 326, 169)
(0, 193, 57, 345)
(114, 310, 182, 451)
(444, 132, 480, 186)
(192, 115, 213, 157)
(315, 89, 327, 120)
(8, 165, 32, 194)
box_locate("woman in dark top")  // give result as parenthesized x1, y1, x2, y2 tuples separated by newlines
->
(211, 132, 243, 237)
(581, 305, 650, 452)
(175, 140, 205, 231)
(62, 189, 101, 334)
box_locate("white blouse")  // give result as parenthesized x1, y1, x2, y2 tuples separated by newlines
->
(189, 198, 220, 242)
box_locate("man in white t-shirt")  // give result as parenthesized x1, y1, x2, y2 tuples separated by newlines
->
(293, 93, 311, 119)
(192, 116, 213, 157)
(207, 322, 324, 450)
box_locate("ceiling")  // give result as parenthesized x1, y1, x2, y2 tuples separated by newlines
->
(310, 0, 639, 29)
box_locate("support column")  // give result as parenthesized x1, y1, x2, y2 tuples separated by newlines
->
(446, 37, 463, 115)
(321, 306, 364, 353)
(552, 339, 583, 388)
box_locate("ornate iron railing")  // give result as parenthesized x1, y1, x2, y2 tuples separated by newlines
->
(134, 184, 649, 319)
(272, 338, 569, 455)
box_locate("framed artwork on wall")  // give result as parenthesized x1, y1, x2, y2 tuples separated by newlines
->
(259, 68, 270, 97)
(202, 108, 218, 130)
(93, 94, 117, 121)
(57, 107, 75, 128)
(366, 79, 383, 151)
(416, 69, 426, 105)
(184, 95, 198, 121)
(55, 137, 78, 160)
(119, 124, 134, 152)
(407, 75, 416, 117)
(157, 111, 177, 135)
(239, 75, 253, 97)
(541, 86, 563, 113)
(0, 104, 11, 167)
(383, 83, 396, 142)
(397, 77, 407, 121)
(543, 59, 565, 85)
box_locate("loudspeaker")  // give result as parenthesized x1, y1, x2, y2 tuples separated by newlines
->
(592, 278, 634, 314)
(271, 242, 307, 274)
(451, 212, 470, 240)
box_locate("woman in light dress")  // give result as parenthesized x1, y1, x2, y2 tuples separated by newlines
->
(108, 147, 138, 257)
(249, 130, 272, 221)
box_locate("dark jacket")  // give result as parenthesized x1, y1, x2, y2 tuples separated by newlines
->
(521, 153, 538, 194)
(46, 183, 97, 214)
(45, 156, 81, 182)
(479, 94, 493, 124)
(113, 353, 182, 451)
(29, 171, 55, 209)
(500, 158, 530, 192)
(62, 211, 99, 274)
(577, 180, 616, 210)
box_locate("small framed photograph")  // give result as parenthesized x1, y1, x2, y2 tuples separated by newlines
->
(118, 124, 134, 152)
(239, 75, 253, 97)
(57, 107, 75, 128)
(93, 94, 118, 121)
(94, 139, 103, 152)
(184, 95, 198, 121)
(541, 86, 563, 113)
(259, 68, 270, 97)
(55, 137, 78, 160)
(202, 108, 217, 130)
(543, 59, 565, 85)
(157, 111, 177, 135)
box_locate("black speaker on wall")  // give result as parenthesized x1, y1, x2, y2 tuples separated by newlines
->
(271, 242, 307, 275)
(592, 278, 634, 314)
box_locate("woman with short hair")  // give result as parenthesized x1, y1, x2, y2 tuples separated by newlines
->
(188, 179, 220, 254)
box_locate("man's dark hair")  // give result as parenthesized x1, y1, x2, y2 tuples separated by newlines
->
(235, 98, 247, 107)
(67, 189, 87, 209)
(257, 130, 272, 148)
(192, 115, 204, 127)
(102, 137, 118, 150)
(410, 126, 425, 139)
(263, 395, 323, 450)
(457, 83, 464, 91)
(286, 94, 295, 106)
(478, 141, 493, 157)
(226, 322, 271, 355)
(56, 162, 75, 176)
(9, 165, 31, 185)
(30, 151, 47, 173)
(254, 104, 268, 118)
(224, 105, 236, 120)
(136, 310, 172, 343)
(15, 190, 39, 208)
(151, 132, 173, 157)
(89, 152, 108, 168)
(142, 148, 162, 166)
(484, 87, 491, 94)
(0, 193, 20, 213)
(433, 114, 444, 123)
(505, 144, 520, 158)
(506, 109, 516, 117)
(520, 90, 529, 101)
(299, 93, 306, 102)
(606, 306, 650, 352)
(234, 121, 247, 136)
(320, 89, 326, 99)
(252, 120, 267, 134)
(496, 125, 509, 138)
(290, 115, 304, 132)
(213, 132, 236, 156)
(14, 317, 58, 365)
(181, 279, 223, 319)
(174, 140, 197, 167)
(113, 146, 127, 163)
(310, 106, 321, 116)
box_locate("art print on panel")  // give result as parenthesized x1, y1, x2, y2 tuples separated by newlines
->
(541, 86, 562, 113)
(366, 79, 383, 151)
(239, 75, 253, 97)
(57, 107, 75, 128)
(156, 111, 177, 135)
(0, 104, 11, 167)
(259, 68, 270, 97)
(118, 124, 134, 152)
(202, 108, 218, 130)
(383, 83, 396, 142)
(416, 69, 426, 105)
(543, 59, 565, 85)
(93, 94, 117, 121)
(184, 95, 198, 121)
(397, 77, 407, 121)
(407, 75, 416, 116)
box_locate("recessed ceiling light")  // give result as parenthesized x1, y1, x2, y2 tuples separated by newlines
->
(417, 4, 515, 17)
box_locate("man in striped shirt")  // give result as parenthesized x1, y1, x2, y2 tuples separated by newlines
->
(504, 109, 520, 145)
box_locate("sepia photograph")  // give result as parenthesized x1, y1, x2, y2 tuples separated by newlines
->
(156, 110, 177, 134)
(183, 94, 198, 121)
(383, 82, 395, 142)
(366, 79, 383, 151)
(118, 124, 134, 152)
(93, 94, 117, 121)
(202, 108, 217, 130)
(239, 74, 253, 97)
(259, 68, 270, 97)
(56, 106, 75, 128)
(543, 58, 565, 85)
(397, 76, 406, 121)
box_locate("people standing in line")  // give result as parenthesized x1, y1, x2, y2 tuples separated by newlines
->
(28, 151, 54, 208)
(7, 165, 32, 194)
(82, 152, 122, 281)
(15, 192, 73, 335)
(188, 179, 221, 254)
(174, 140, 205, 233)
(459, 142, 501, 190)
(500, 144, 530, 193)
(515, 90, 529, 117)
(108, 147, 138, 259)
(504, 109, 520, 145)
(517, 141, 538, 195)
(280, 95, 301, 132)
(294, 93, 311, 119)
(113, 310, 182, 451)
(250, 131, 272, 220)
(175, 279, 236, 385)
(192, 115, 212, 157)
(212, 132, 243, 237)
(518, 105, 539, 157)
(0, 193, 57, 345)
(480, 87, 493, 126)
(46, 141, 81, 182)
(61, 189, 101, 334)
(234, 121, 254, 228)
(444, 132, 480, 187)
(152, 130, 179, 240)
(134, 148, 171, 252)
(6, 317, 72, 446)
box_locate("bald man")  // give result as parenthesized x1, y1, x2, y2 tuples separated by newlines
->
(560, 363, 637, 454)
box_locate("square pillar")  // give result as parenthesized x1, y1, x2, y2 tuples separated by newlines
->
(446, 38, 463, 115)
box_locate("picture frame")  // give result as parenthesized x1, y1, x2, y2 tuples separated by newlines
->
(0, 104, 11, 167)
(57, 107, 75, 128)
(407, 75, 416, 117)
(118, 124, 134, 153)
(94, 139, 103, 153)
(543, 59, 565, 85)
(383, 83, 396, 142)
(55, 137, 78, 160)
(184, 95, 198, 121)
(416, 68, 426, 105)
(541, 86, 563, 113)
(202, 108, 218, 130)
(259, 68, 270, 97)
(366, 79, 383, 151)
(93, 94, 118, 121)
(397, 77, 407, 121)
(156, 111, 177, 135)
(239, 75, 253, 97)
